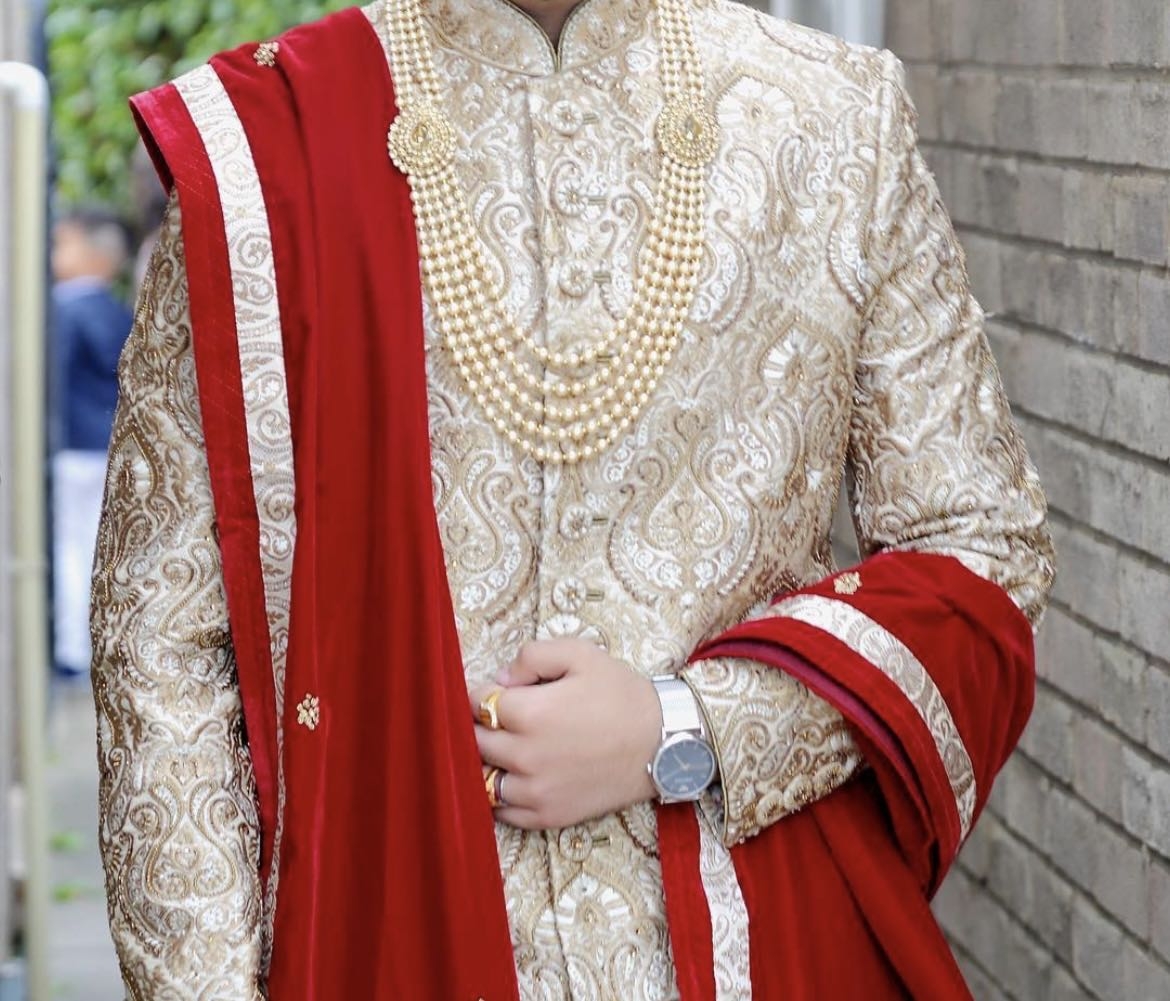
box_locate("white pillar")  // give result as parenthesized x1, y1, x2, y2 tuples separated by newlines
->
(771, 0, 887, 49)
(834, 0, 885, 47)
(1, 56, 51, 1001)
(0, 3, 20, 978)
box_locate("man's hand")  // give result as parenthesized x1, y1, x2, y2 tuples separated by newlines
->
(469, 639, 662, 830)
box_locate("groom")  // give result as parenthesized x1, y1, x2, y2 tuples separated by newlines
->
(93, 0, 1053, 997)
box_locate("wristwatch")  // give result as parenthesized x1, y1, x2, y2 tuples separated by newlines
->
(648, 676, 718, 803)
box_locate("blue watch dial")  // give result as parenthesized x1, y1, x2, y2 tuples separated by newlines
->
(654, 735, 717, 799)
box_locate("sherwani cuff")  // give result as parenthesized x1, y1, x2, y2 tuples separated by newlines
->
(681, 655, 863, 847)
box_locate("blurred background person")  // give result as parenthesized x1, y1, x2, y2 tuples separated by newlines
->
(48, 205, 133, 677)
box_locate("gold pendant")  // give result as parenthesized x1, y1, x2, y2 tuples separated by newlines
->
(387, 103, 457, 178)
(656, 97, 720, 167)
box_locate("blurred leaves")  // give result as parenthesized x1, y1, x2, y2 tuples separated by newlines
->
(46, 0, 352, 214)
(48, 829, 84, 853)
(52, 880, 102, 902)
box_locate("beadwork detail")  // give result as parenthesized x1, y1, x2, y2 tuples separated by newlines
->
(296, 694, 320, 730)
(834, 571, 862, 595)
(254, 41, 279, 67)
(382, 0, 720, 464)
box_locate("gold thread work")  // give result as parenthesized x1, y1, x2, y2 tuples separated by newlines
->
(296, 694, 320, 730)
(254, 41, 279, 67)
(833, 572, 862, 595)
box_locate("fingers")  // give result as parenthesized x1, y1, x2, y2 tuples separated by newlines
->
(469, 683, 497, 721)
(468, 682, 515, 731)
(497, 638, 594, 686)
(476, 729, 550, 819)
(471, 681, 554, 735)
(474, 725, 529, 773)
(480, 762, 543, 826)
(471, 639, 613, 832)
(493, 805, 545, 830)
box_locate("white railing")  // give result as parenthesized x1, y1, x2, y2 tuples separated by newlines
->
(0, 59, 51, 1001)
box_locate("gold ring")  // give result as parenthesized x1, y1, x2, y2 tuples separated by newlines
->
(485, 766, 505, 808)
(477, 688, 504, 731)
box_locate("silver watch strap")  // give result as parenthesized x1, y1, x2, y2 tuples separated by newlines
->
(652, 676, 705, 740)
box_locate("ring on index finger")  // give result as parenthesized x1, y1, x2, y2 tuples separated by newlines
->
(477, 688, 505, 731)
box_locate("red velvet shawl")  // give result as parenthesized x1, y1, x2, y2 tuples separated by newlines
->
(131, 9, 1035, 999)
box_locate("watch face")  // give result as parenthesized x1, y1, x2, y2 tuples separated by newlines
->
(653, 735, 717, 800)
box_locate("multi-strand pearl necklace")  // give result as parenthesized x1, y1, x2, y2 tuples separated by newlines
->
(384, 0, 719, 464)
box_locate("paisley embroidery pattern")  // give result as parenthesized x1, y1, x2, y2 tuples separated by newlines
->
(92, 205, 266, 1000)
(93, 0, 1053, 997)
(684, 655, 864, 846)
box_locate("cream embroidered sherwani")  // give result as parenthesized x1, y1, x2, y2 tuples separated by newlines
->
(92, 0, 1054, 998)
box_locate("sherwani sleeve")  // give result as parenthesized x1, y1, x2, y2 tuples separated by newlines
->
(90, 197, 266, 999)
(681, 655, 864, 847)
(845, 53, 1054, 616)
(683, 51, 1053, 854)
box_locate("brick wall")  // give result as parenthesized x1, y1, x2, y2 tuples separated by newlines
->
(882, 2, 1170, 998)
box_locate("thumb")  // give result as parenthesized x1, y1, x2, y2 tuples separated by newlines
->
(498, 638, 588, 687)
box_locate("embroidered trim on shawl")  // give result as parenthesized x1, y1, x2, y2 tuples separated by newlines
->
(696, 810, 753, 999)
(772, 594, 977, 840)
(174, 63, 298, 960)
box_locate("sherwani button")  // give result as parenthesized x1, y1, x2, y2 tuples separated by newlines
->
(550, 99, 584, 136)
(558, 508, 609, 540)
(558, 262, 593, 298)
(552, 577, 586, 613)
(553, 178, 589, 217)
(559, 826, 595, 861)
(559, 505, 593, 540)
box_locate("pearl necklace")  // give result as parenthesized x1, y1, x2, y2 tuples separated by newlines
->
(384, 0, 719, 464)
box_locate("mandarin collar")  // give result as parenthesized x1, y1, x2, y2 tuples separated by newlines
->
(422, 0, 654, 76)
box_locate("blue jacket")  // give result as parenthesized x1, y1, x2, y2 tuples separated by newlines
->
(52, 280, 134, 452)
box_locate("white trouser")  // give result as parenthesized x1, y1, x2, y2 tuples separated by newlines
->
(52, 449, 108, 674)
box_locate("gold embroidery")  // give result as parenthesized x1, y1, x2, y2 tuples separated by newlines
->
(365, 0, 1052, 994)
(254, 41, 279, 67)
(834, 571, 862, 595)
(94, 0, 1052, 994)
(683, 655, 863, 846)
(296, 694, 321, 730)
(92, 200, 265, 998)
(775, 594, 979, 839)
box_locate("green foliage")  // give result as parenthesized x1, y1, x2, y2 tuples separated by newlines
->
(46, 0, 352, 215)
